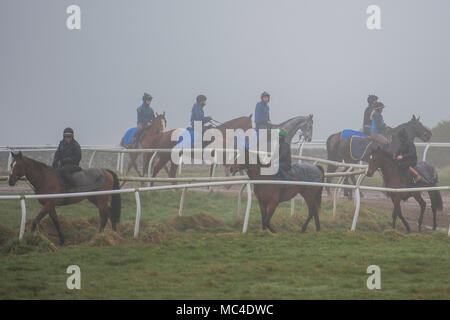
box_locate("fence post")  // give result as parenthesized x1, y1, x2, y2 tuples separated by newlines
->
(351, 174, 366, 231)
(116, 152, 121, 171)
(89, 151, 97, 169)
(332, 167, 352, 218)
(290, 198, 295, 216)
(422, 144, 431, 162)
(19, 197, 27, 240)
(7, 152, 12, 172)
(297, 140, 305, 163)
(236, 183, 245, 218)
(242, 183, 252, 233)
(120, 152, 125, 174)
(179, 188, 186, 216)
(134, 190, 141, 238)
(178, 155, 183, 175)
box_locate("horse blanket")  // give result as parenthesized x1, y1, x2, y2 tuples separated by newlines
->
(122, 127, 138, 147)
(341, 129, 367, 139)
(349, 136, 379, 161)
(413, 161, 438, 185)
(287, 163, 323, 182)
(56, 168, 107, 193)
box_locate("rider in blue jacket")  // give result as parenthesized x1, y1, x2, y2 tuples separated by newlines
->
(190, 94, 212, 128)
(254, 92, 272, 129)
(370, 102, 390, 147)
(133, 93, 156, 146)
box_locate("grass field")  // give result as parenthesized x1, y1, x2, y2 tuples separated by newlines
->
(0, 188, 449, 300)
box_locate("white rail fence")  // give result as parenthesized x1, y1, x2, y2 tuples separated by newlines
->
(2, 140, 450, 175)
(1, 178, 449, 241)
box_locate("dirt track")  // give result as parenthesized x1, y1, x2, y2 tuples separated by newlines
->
(3, 181, 449, 232)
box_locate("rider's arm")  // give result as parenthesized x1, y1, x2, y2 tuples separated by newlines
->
(52, 145, 61, 168)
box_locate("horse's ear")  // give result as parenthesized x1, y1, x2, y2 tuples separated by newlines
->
(309, 114, 313, 119)
(163, 111, 166, 117)
(417, 116, 420, 121)
(412, 115, 416, 120)
(17, 151, 23, 159)
(249, 114, 253, 120)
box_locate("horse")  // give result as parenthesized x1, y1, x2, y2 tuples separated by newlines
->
(326, 115, 432, 199)
(122, 112, 167, 177)
(8, 152, 121, 244)
(144, 115, 254, 184)
(366, 146, 443, 233)
(230, 150, 324, 233)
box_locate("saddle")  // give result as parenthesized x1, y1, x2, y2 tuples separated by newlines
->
(56, 168, 107, 193)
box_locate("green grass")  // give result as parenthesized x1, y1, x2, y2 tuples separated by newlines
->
(0, 189, 449, 300)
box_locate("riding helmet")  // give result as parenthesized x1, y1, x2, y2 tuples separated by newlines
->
(278, 127, 287, 138)
(261, 91, 270, 100)
(196, 94, 207, 103)
(143, 93, 153, 102)
(367, 94, 379, 105)
(63, 127, 74, 137)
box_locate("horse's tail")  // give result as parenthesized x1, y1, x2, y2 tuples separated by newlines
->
(430, 190, 443, 212)
(107, 169, 121, 224)
(316, 165, 325, 208)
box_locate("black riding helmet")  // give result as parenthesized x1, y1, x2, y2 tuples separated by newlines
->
(196, 94, 207, 103)
(63, 127, 74, 138)
(143, 93, 153, 102)
(367, 94, 378, 105)
(261, 91, 270, 101)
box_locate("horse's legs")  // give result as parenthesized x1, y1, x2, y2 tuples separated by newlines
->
(391, 207, 397, 229)
(48, 207, 65, 245)
(31, 201, 53, 231)
(264, 201, 278, 233)
(257, 198, 267, 230)
(89, 196, 109, 232)
(394, 198, 411, 233)
(301, 192, 319, 232)
(429, 191, 440, 231)
(413, 192, 426, 232)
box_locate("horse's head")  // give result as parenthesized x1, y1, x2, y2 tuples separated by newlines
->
(229, 147, 264, 176)
(8, 152, 25, 186)
(300, 114, 314, 142)
(366, 147, 388, 177)
(409, 115, 432, 142)
(153, 112, 167, 134)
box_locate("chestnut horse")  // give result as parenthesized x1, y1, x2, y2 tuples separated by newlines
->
(8, 152, 121, 244)
(144, 115, 254, 184)
(122, 112, 167, 177)
(230, 152, 324, 233)
(366, 147, 443, 233)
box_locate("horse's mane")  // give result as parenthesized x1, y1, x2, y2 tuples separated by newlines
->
(24, 156, 50, 172)
(276, 116, 308, 127)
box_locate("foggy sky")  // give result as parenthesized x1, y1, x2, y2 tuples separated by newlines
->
(1, 0, 449, 146)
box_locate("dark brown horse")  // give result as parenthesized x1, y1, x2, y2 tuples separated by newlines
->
(326, 115, 432, 198)
(122, 112, 167, 177)
(366, 147, 443, 232)
(230, 154, 324, 233)
(8, 152, 121, 244)
(145, 115, 254, 183)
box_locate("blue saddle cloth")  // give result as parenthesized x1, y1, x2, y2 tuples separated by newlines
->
(122, 127, 138, 147)
(341, 129, 367, 139)
(175, 128, 200, 148)
(349, 136, 379, 161)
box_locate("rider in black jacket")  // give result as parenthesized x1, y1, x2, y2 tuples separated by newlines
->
(394, 128, 422, 183)
(52, 127, 82, 186)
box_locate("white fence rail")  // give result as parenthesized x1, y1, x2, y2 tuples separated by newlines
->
(1, 178, 449, 241)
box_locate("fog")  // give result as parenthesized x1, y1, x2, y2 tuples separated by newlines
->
(1, 0, 449, 146)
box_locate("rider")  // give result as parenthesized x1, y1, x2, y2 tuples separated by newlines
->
(133, 93, 156, 146)
(369, 102, 390, 147)
(277, 127, 292, 181)
(394, 128, 423, 183)
(52, 127, 82, 187)
(190, 94, 212, 129)
(363, 94, 379, 135)
(254, 91, 272, 130)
